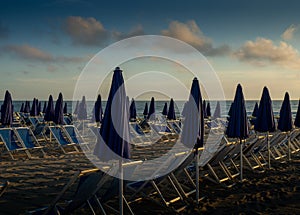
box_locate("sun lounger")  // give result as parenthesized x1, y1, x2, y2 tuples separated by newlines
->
(0, 128, 31, 159)
(0, 181, 9, 198)
(62, 125, 92, 152)
(47, 126, 79, 154)
(14, 127, 46, 158)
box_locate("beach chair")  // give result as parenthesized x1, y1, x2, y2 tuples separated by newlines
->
(29, 165, 114, 215)
(0, 181, 9, 198)
(0, 128, 31, 159)
(201, 138, 238, 187)
(239, 136, 267, 171)
(14, 127, 46, 158)
(126, 151, 192, 213)
(62, 125, 92, 152)
(47, 126, 79, 154)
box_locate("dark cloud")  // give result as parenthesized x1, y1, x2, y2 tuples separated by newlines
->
(3, 44, 89, 63)
(113, 25, 144, 40)
(63, 16, 109, 46)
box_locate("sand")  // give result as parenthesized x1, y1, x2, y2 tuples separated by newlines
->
(0, 148, 299, 214)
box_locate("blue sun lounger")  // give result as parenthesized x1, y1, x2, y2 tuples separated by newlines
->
(0, 128, 30, 159)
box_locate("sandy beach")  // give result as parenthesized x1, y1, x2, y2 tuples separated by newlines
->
(0, 148, 299, 215)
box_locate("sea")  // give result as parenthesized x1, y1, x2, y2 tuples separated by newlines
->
(9, 100, 300, 119)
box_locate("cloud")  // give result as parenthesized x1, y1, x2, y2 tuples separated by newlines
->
(0, 21, 9, 39)
(281, 24, 298, 41)
(3, 44, 53, 61)
(113, 25, 144, 40)
(3, 44, 89, 63)
(161, 20, 231, 56)
(63, 16, 109, 46)
(234, 37, 300, 70)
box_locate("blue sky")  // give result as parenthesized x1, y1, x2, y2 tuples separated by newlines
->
(0, 0, 300, 100)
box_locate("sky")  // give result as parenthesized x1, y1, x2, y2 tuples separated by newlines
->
(0, 0, 300, 100)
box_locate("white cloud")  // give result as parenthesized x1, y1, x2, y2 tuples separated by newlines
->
(234, 37, 300, 70)
(161, 20, 230, 56)
(281, 24, 298, 41)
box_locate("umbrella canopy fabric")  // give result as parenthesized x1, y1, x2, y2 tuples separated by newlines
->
(20, 103, 24, 113)
(1, 90, 13, 126)
(162, 102, 168, 116)
(37, 101, 41, 114)
(225, 84, 249, 139)
(44, 95, 55, 122)
(228, 102, 233, 117)
(24, 101, 30, 113)
(143, 103, 148, 116)
(254, 87, 275, 132)
(277, 92, 293, 132)
(63, 102, 68, 114)
(213, 101, 221, 119)
(181, 77, 204, 148)
(252, 102, 259, 117)
(77, 96, 87, 120)
(30, 98, 38, 116)
(73, 101, 79, 115)
(167, 98, 176, 120)
(42, 101, 47, 113)
(206, 102, 211, 117)
(203, 100, 207, 118)
(54, 93, 64, 125)
(93, 67, 130, 161)
(295, 99, 300, 128)
(94, 94, 103, 123)
(147, 97, 155, 120)
(129, 98, 137, 120)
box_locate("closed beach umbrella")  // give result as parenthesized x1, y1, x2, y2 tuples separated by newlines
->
(143, 103, 148, 117)
(226, 84, 248, 181)
(42, 101, 47, 114)
(147, 97, 155, 120)
(278, 92, 293, 160)
(78, 96, 87, 120)
(203, 100, 207, 118)
(54, 93, 64, 125)
(93, 67, 130, 214)
(44, 95, 54, 122)
(213, 101, 221, 119)
(1, 90, 13, 126)
(20, 103, 24, 113)
(30, 98, 38, 116)
(252, 102, 259, 117)
(162, 102, 168, 116)
(228, 102, 233, 117)
(73, 100, 79, 115)
(206, 102, 211, 117)
(63, 102, 68, 114)
(180, 77, 204, 202)
(295, 99, 300, 128)
(167, 98, 176, 120)
(37, 101, 41, 114)
(24, 101, 30, 113)
(254, 86, 275, 168)
(278, 92, 293, 132)
(94, 94, 103, 123)
(129, 98, 137, 121)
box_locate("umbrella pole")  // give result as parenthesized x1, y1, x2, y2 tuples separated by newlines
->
(119, 160, 124, 215)
(195, 150, 199, 203)
(267, 132, 271, 169)
(240, 138, 243, 182)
